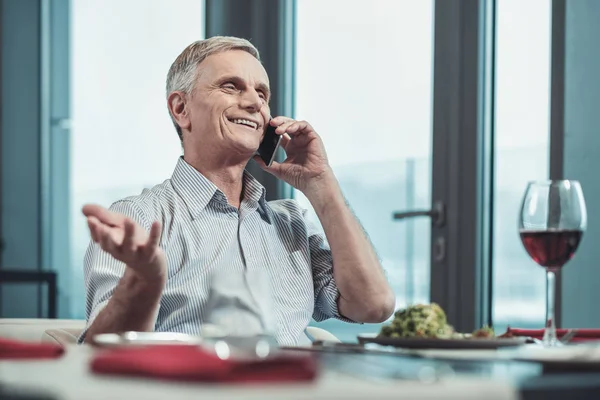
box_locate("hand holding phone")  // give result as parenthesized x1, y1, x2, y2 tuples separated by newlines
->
(256, 120, 282, 167)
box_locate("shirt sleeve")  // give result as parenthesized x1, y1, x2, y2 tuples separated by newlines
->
(77, 200, 153, 344)
(305, 211, 357, 324)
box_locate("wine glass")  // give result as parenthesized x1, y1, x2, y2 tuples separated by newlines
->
(202, 268, 278, 358)
(519, 180, 587, 346)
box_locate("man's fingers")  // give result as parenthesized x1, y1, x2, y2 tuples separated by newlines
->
(276, 134, 291, 153)
(82, 204, 125, 227)
(87, 216, 100, 243)
(253, 155, 268, 169)
(148, 221, 162, 248)
(283, 121, 311, 136)
(254, 155, 285, 176)
(270, 116, 293, 126)
(141, 221, 162, 258)
(121, 218, 136, 253)
(98, 225, 119, 256)
(252, 155, 285, 181)
(275, 120, 296, 135)
(270, 117, 314, 136)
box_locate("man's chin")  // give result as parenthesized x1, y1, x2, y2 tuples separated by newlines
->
(218, 126, 260, 159)
(227, 141, 261, 161)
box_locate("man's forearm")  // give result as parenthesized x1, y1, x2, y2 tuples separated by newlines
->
(305, 171, 395, 323)
(84, 269, 165, 342)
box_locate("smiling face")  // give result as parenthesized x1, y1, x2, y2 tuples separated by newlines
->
(181, 50, 271, 160)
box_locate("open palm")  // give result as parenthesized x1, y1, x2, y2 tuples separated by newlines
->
(83, 204, 166, 281)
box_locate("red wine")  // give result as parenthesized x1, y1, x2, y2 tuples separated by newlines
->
(519, 229, 583, 270)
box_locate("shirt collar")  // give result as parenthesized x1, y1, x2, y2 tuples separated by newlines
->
(171, 157, 273, 224)
(171, 157, 220, 219)
(242, 170, 274, 224)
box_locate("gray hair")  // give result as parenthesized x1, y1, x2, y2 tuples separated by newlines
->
(166, 36, 261, 142)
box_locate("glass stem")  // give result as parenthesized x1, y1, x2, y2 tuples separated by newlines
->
(543, 270, 558, 346)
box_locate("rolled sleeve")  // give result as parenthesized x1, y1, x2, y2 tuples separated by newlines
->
(77, 200, 151, 344)
(305, 215, 356, 324)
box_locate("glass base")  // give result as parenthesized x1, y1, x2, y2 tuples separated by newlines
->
(542, 328, 562, 347)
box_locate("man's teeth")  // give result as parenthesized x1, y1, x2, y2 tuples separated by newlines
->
(231, 119, 257, 129)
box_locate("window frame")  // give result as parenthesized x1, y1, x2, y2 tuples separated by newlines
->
(429, 0, 493, 332)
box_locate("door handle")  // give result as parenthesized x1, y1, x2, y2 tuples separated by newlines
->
(392, 200, 445, 228)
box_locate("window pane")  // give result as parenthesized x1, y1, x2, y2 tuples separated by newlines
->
(492, 0, 551, 331)
(69, 0, 203, 318)
(295, 0, 434, 341)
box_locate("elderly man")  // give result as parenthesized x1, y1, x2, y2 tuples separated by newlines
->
(80, 36, 395, 345)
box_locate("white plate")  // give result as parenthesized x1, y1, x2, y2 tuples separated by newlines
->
(357, 333, 528, 350)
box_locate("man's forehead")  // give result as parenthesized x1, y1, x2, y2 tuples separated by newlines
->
(199, 50, 270, 86)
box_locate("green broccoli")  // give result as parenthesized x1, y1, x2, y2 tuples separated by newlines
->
(378, 303, 454, 339)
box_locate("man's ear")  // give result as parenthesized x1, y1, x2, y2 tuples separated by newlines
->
(167, 91, 191, 131)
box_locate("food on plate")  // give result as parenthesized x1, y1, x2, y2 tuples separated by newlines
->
(472, 325, 495, 338)
(378, 303, 496, 340)
(378, 303, 454, 339)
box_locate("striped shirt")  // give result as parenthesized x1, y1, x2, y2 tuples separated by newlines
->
(80, 157, 348, 346)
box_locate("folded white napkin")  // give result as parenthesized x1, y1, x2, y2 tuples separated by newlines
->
(507, 343, 600, 363)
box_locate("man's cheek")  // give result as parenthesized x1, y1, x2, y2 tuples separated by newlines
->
(261, 105, 271, 123)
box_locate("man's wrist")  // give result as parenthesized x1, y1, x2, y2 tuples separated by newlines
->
(111, 269, 165, 317)
(303, 170, 345, 216)
(121, 267, 166, 296)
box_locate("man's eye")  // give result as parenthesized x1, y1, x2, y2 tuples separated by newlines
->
(222, 83, 236, 90)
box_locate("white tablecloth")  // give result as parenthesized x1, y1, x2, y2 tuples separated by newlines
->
(0, 345, 519, 400)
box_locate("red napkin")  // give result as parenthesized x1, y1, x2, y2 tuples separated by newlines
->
(502, 327, 600, 343)
(90, 345, 318, 383)
(0, 337, 64, 359)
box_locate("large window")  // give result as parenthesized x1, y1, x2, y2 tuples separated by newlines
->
(58, 0, 553, 334)
(69, 0, 204, 318)
(295, 0, 434, 341)
(491, 0, 551, 331)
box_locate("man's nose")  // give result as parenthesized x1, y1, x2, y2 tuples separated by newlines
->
(240, 89, 263, 112)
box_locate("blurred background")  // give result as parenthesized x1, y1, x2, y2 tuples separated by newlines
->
(1, 0, 598, 342)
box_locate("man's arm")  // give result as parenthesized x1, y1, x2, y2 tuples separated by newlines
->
(84, 269, 165, 341)
(80, 203, 166, 343)
(305, 172, 395, 323)
(254, 116, 395, 323)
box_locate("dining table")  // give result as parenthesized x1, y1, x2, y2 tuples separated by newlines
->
(1, 343, 600, 400)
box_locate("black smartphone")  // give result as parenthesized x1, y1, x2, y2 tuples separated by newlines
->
(257, 121, 282, 167)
